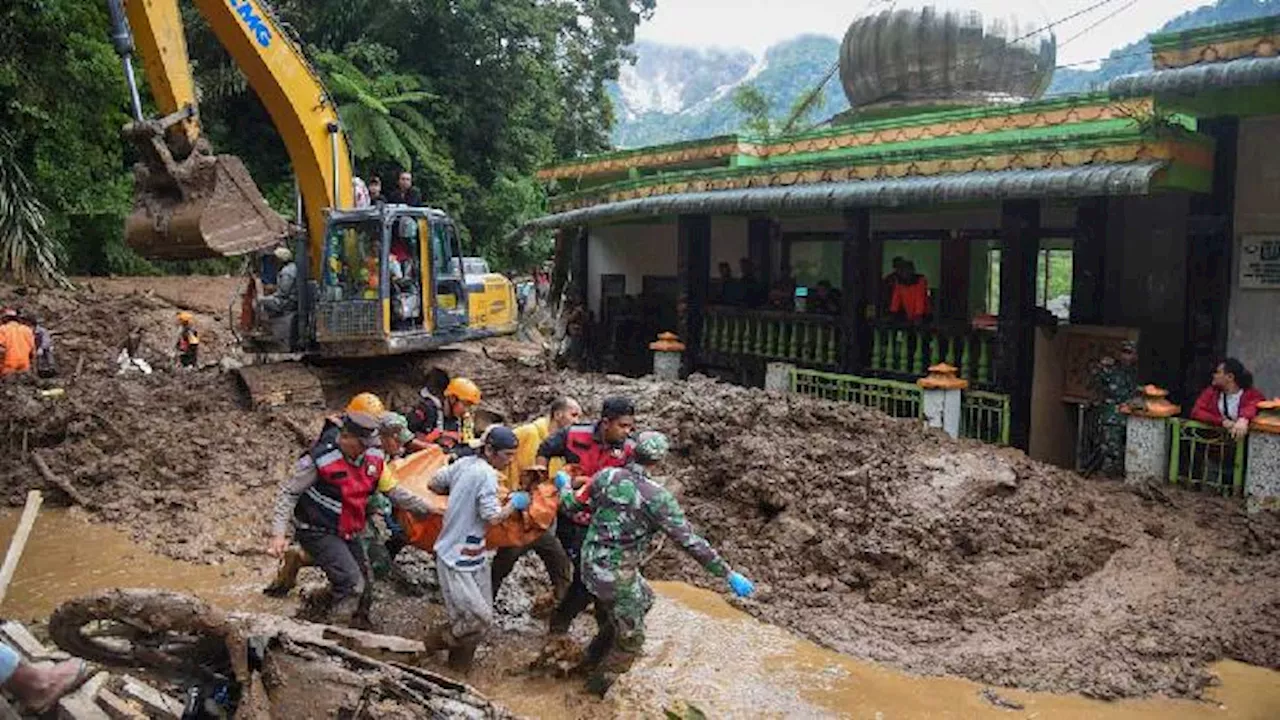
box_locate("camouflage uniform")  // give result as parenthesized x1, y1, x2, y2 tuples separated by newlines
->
(559, 458, 730, 695)
(1089, 356, 1138, 476)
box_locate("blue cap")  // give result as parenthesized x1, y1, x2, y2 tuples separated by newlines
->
(485, 425, 518, 451)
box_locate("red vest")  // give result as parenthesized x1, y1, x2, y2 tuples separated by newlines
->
(564, 425, 634, 525)
(564, 425, 634, 477)
(296, 442, 384, 539)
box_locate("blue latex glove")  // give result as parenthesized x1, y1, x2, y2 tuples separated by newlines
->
(727, 572, 755, 598)
(509, 491, 531, 511)
(553, 471, 571, 491)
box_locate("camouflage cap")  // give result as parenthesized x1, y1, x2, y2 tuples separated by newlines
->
(379, 412, 414, 443)
(633, 430, 669, 463)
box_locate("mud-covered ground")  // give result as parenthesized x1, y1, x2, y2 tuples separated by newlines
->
(2, 280, 1278, 701)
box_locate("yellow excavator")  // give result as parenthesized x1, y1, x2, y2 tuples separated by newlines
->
(105, 0, 517, 402)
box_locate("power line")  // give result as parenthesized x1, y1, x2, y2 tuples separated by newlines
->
(1060, 0, 1144, 47)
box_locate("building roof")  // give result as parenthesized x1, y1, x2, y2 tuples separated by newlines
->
(512, 162, 1166, 235)
(1110, 56, 1280, 98)
(527, 16, 1280, 229)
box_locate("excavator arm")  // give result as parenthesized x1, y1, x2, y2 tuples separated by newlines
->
(108, 0, 352, 265)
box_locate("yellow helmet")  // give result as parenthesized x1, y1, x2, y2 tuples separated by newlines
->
(345, 392, 385, 416)
(445, 377, 481, 405)
(176, 311, 194, 324)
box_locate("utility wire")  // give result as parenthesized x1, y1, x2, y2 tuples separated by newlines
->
(1060, 0, 1144, 47)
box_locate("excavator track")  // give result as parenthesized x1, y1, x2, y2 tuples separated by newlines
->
(235, 361, 326, 409)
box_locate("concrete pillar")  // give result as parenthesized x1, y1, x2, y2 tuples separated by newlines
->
(765, 362, 795, 393)
(1246, 399, 1280, 513)
(649, 332, 686, 381)
(1122, 385, 1179, 485)
(918, 363, 968, 439)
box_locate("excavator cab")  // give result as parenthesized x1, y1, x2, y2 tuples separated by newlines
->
(240, 204, 514, 358)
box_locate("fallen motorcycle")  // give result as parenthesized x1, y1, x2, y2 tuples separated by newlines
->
(49, 589, 510, 719)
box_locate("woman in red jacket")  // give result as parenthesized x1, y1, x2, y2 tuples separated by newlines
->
(1190, 358, 1267, 440)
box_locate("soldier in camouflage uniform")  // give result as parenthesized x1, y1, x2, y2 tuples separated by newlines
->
(555, 431, 755, 696)
(1088, 340, 1140, 476)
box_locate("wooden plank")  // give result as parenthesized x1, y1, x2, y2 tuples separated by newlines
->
(0, 622, 52, 661)
(94, 690, 147, 720)
(0, 491, 42, 607)
(56, 671, 110, 720)
(118, 676, 183, 720)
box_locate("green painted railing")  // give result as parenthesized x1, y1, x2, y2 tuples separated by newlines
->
(869, 324, 997, 387)
(960, 390, 1011, 446)
(702, 307, 840, 367)
(789, 368, 923, 421)
(1167, 419, 1246, 497)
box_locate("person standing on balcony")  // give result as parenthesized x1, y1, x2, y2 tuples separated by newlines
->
(1089, 340, 1140, 476)
(889, 261, 929, 324)
(1190, 358, 1266, 441)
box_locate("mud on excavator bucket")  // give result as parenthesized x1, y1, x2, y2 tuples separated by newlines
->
(126, 153, 288, 260)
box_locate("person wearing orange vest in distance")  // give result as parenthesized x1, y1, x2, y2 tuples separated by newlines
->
(266, 395, 434, 622)
(175, 311, 200, 368)
(0, 308, 35, 376)
(889, 260, 930, 324)
(490, 396, 582, 611)
(536, 396, 637, 636)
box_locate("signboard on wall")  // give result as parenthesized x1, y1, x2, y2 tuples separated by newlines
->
(1240, 236, 1280, 289)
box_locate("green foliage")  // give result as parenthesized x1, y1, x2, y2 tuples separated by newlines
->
(317, 46, 439, 172)
(0, 0, 135, 277)
(733, 84, 774, 138)
(0, 136, 68, 287)
(1, 0, 649, 276)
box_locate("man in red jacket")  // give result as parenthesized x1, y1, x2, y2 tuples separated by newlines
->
(1190, 358, 1267, 440)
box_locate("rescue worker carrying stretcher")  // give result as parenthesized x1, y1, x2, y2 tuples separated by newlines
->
(536, 396, 637, 636)
(555, 431, 755, 696)
(266, 393, 433, 622)
(407, 376, 481, 455)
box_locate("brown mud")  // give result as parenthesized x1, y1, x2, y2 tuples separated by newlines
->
(6, 511, 1279, 719)
(1, 280, 1278, 704)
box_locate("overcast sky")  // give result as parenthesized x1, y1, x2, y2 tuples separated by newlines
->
(634, 0, 1218, 68)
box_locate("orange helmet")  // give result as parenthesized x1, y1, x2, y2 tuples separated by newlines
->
(176, 311, 194, 324)
(345, 392, 386, 416)
(445, 377, 481, 405)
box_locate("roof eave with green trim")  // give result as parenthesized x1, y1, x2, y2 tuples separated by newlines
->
(512, 163, 1172, 237)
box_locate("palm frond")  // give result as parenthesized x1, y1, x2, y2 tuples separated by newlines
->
(387, 116, 439, 171)
(369, 114, 410, 168)
(0, 141, 68, 287)
(388, 106, 439, 138)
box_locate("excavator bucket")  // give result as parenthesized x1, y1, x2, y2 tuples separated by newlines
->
(126, 154, 288, 260)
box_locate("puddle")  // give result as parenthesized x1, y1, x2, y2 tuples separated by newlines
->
(2, 510, 1277, 719)
(0, 508, 284, 620)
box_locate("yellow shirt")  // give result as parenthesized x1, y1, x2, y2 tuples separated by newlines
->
(377, 462, 398, 493)
(502, 417, 564, 491)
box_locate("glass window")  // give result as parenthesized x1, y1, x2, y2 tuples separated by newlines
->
(1036, 245, 1074, 320)
(322, 220, 381, 301)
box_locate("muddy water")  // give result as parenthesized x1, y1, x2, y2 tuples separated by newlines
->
(0, 508, 283, 620)
(2, 510, 1278, 719)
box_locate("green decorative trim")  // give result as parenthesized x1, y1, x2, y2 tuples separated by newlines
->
(550, 127, 1212, 210)
(539, 93, 1147, 182)
(1149, 14, 1280, 52)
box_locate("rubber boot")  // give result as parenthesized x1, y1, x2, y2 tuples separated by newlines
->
(422, 626, 454, 652)
(586, 648, 637, 698)
(446, 634, 480, 673)
(574, 631, 611, 676)
(263, 547, 311, 597)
